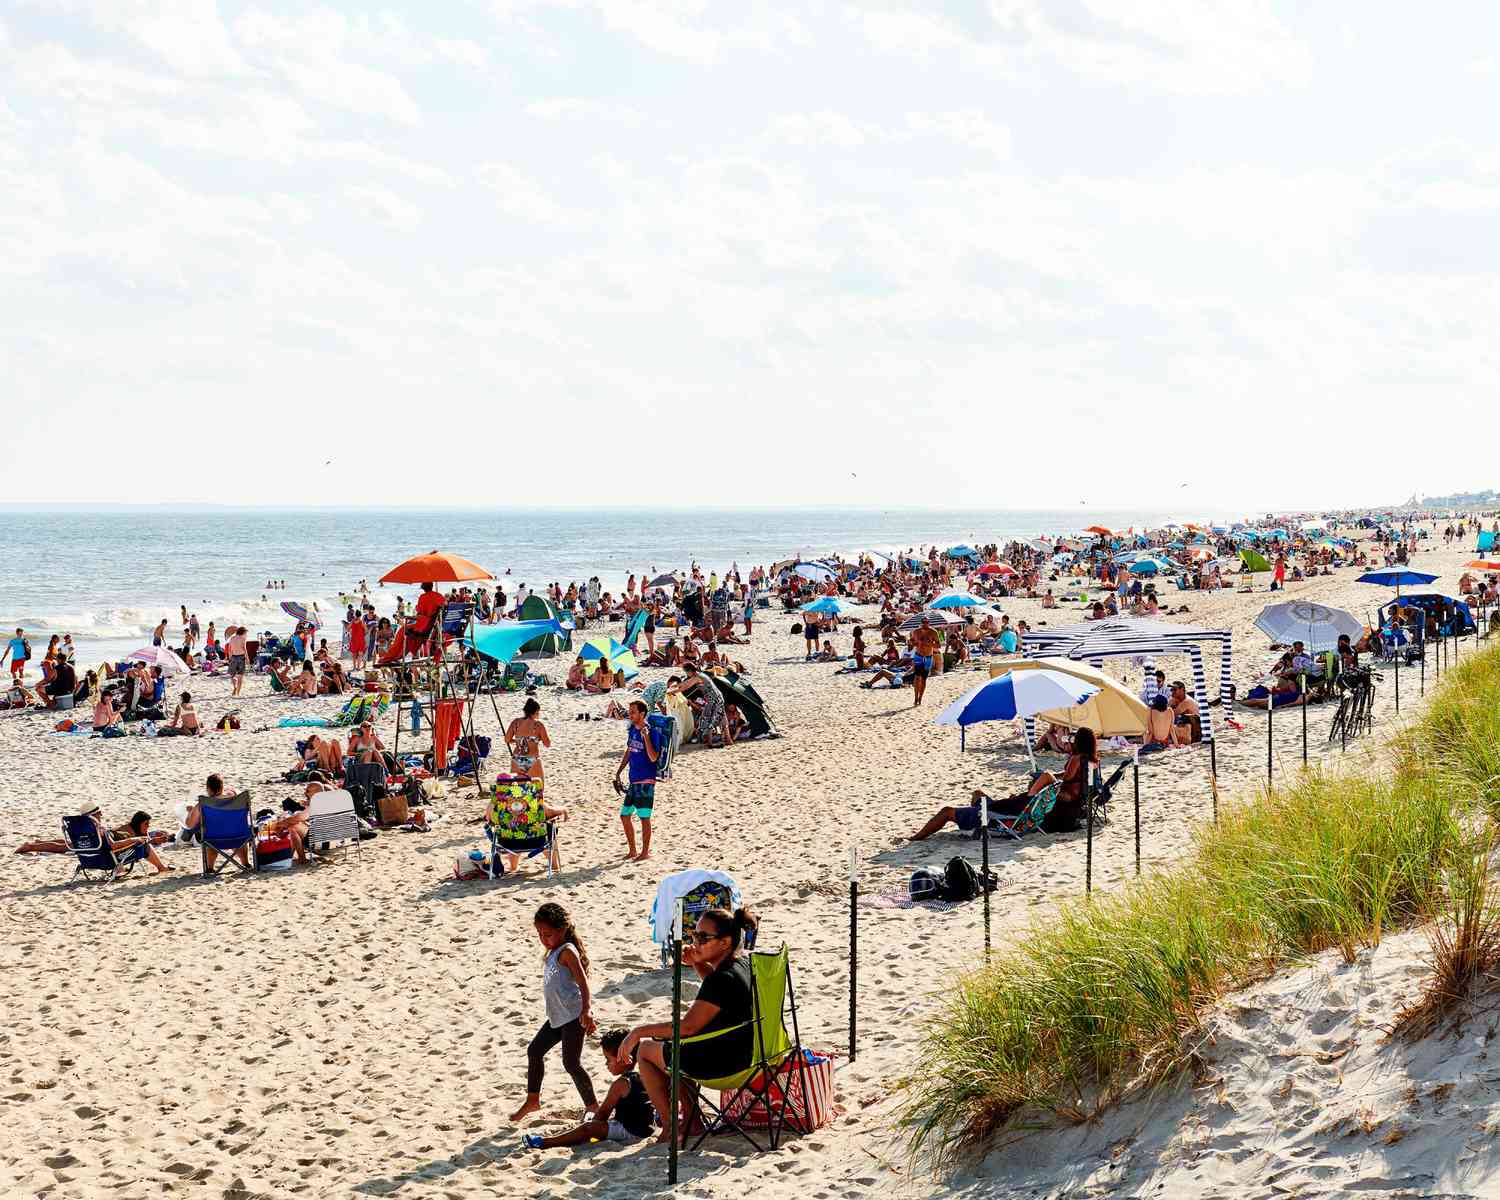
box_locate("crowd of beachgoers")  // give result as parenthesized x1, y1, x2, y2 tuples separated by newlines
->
(4, 509, 1500, 1197)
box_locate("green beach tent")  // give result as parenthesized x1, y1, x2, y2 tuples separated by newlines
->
(1239, 548, 1272, 573)
(518, 594, 571, 654)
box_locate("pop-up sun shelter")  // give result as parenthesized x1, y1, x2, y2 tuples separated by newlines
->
(518, 594, 571, 654)
(709, 672, 774, 739)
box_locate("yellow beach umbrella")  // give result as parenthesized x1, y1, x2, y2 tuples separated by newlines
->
(1007, 656, 1150, 737)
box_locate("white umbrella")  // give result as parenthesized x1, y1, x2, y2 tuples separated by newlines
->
(1254, 601, 1362, 653)
(126, 645, 190, 675)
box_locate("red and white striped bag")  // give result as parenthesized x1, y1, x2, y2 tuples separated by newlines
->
(720, 1050, 835, 1133)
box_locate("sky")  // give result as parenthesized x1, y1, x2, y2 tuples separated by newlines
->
(3, 1, 1498, 512)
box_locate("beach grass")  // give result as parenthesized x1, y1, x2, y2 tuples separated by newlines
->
(901, 641, 1500, 1171)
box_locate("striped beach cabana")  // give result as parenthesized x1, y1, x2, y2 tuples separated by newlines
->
(1021, 616, 1235, 746)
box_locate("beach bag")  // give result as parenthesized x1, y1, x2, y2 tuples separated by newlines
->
(378, 791, 411, 826)
(721, 1050, 835, 1132)
(908, 867, 944, 902)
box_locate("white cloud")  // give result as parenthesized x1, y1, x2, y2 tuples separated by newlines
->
(526, 97, 645, 127)
(344, 183, 422, 230)
(475, 162, 584, 228)
(846, 0, 1310, 95)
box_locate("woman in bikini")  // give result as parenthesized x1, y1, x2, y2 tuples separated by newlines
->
(506, 698, 550, 783)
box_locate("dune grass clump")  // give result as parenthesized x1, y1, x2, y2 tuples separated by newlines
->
(902, 642, 1500, 1171)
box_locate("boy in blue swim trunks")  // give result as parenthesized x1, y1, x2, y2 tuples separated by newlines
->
(615, 701, 660, 862)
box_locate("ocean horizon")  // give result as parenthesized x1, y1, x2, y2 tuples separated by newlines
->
(3, 505, 1249, 660)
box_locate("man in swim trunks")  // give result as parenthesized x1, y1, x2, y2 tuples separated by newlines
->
(615, 701, 660, 861)
(4, 628, 28, 680)
(225, 626, 249, 697)
(907, 617, 940, 707)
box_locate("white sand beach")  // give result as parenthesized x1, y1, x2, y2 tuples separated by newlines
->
(2, 532, 1496, 1199)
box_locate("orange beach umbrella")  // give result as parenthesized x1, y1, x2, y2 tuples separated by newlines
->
(1464, 559, 1500, 572)
(380, 550, 494, 585)
(1084, 525, 1112, 536)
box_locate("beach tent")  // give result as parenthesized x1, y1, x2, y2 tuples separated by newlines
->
(710, 673, 774, 739)
(518, 594, 570, 654)
(944, 545, 979, 561)
(793, 562, 836, 583)
(465, 619, 567, 664)
(1239, 548, 1272, 573)
(1479, 532, 1497, 553)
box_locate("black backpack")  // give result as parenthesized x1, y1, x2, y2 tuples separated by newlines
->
(941, 856, 998, 902)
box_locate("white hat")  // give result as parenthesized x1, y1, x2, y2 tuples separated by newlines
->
(72, 802, 102, 818)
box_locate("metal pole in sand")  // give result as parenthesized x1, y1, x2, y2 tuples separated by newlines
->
(980, 797, 991, 959)
(848, 844, 858, 1062)
(1134, 754, 1141, 876)
(669, 899, 683, 1185)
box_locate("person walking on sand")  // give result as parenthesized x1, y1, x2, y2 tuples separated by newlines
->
(908, 616, 940, 707)
(225, 626, 249, 697)
(510, 903, 598, 1124)
(3, 628, 29, 680)
(614, 701, 659, 861)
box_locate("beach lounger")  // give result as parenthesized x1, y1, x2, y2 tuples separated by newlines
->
(61, 813, 141, 883)
(485, 778, 558, 878)
(200, 792, 258, 877)
(680, 944, 806, 1154)
(991, 782, 1061, 840)
(305, 789, 361, 864)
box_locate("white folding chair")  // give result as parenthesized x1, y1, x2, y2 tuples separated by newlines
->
(306, 789, 361, 863)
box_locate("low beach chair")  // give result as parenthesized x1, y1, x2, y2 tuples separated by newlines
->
(485, 779, 559, 878)
(992, 781, 1061, 840)
(680, 944, 805, 1154)
(306, 789, 361, 863)
(61, 813, 139, 883)
(200, 793, 258, 877)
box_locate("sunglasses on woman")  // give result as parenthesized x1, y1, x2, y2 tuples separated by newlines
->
(691, 928, 726, 944)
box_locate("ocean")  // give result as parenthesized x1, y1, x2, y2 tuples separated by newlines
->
(0, 507, 1238, 662)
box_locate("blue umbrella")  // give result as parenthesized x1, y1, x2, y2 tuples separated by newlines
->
(1356, 569, 1437, 715)
(1357, 569, 1438, 591)
(928, 592, 984, 610)
(800, 596, 849, 616)
(1129, 557, 1170, 576)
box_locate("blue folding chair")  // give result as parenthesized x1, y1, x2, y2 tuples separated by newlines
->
(62, 812, 141, 883)
(199, 793, 258, 877)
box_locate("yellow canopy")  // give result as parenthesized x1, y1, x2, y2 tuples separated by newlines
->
(1004, 656, 1151, 737)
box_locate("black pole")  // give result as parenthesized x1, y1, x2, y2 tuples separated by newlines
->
(1085, 780, 1094, 897)
(1300, 673, 1307, 764)
(1395, 635, 1400, 713)
(980, 798, 991, 958)
(1133, 760, 1141, 876)
(1209, 739, 1219, 822)
(848, 848, 858, 1063)
(1267, 692, 1274, 781)
(1420, 636, 1425, 696)
(669, 901, 683, 1184)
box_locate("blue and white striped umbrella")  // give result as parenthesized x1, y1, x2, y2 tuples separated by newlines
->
(935, 669, 1100, 728)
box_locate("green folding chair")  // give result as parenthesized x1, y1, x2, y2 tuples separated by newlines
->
(679, 944, 805, 1153)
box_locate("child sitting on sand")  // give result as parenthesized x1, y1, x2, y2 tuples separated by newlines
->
(521, 1028, 657, 1151)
